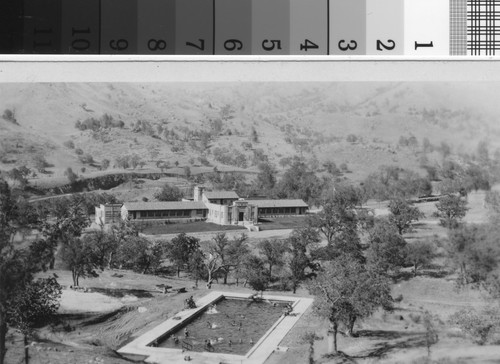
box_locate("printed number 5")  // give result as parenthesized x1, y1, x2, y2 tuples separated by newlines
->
(262, 39, 282, 51)
(338, 39, 357, 51)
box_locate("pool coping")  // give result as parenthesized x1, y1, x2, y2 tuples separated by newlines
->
(117, 291, 313, 364)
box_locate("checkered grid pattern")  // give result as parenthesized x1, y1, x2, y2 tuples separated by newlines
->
(451, 0, 467, 55)
(467, 0, 500, 55)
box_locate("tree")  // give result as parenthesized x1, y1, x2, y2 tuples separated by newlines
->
(207, 232, 232, 284)
(85, 228, 119, 270)
(7, 277, 61, 364)
(61, 236, 99, 286)
(366, 220, 407, 274)
(243, 255, 270, 293)
(274, 159, 324, 205)
(308, 185, 363, 261)
(446, 224, 498, 286)
(423, 311, 439, 357)
(435, 195, 468, 228)
(184, 166, 191, 180)
(165, 233, 200, 277)
(258, 239, 288, 279)
(308, 255, 392, 353)
(0, 180, 55, 364)
(388, 198, 424, 235)
(40, 196, 90, 269)
(254, 162, 277, 193)
(64, 167, 78, 184)
(117, 236, 164, 274)
(226, 234, 250, 286)
(449, 307, 500, 345)
(405, 241, 436, 276)
(32, 155, 49, 173)
(101, 159, 110, 170)
(287, 227, 320, 293)
(154, 184, 184, 201)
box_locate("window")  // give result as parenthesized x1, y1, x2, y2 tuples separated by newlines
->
(155, 211, 162, 217)
(196, 209, 204, 215)
(273, 208, 278, 214)
(176, 210, 183, 217)
(278, 208, 284, 214)
(183, 210, 190, 217)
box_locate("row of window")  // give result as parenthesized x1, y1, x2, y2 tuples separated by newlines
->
(258, 207, 302, 214)
(137, 209, 206, 218)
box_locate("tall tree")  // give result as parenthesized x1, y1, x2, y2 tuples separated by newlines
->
(226, 234, 250, 286)
(154, 184, 184, 201)
(366, 219, 407, 274)
(117, 236, 164, 274)
(0, 180, 55, 364)
(287, 227, 320, 294)
(388, 198, 424, 235)
(165, 233, 200, 277)
(405, 240, 436, 276)
(258, 239, 288, 279)
(435, 195, 468, 228)
(308, 255, 392, 353)
(7, 277, 61, 364)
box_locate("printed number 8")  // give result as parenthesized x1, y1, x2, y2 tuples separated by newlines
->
(148, 39, 167, 51)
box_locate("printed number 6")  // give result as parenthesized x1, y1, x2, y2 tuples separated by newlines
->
(338, 39, 357, 51)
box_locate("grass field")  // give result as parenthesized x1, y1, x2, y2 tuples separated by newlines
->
(141, 221, 246, 235)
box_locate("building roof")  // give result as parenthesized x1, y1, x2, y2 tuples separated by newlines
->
(204, 191, 239, 199)
(252, 199, 309, 208)
(123, 201, 208, 211)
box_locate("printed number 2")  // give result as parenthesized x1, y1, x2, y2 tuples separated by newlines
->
(338, 39, 357, 51)
(376, 39, 395, 51)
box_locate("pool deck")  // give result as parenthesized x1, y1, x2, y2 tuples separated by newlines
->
(118, 291, 313, 364)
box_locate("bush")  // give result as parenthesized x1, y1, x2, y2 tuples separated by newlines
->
(346, 134, 358, 143)
(79, 153, 95, 165)
(75, 148, 84, 155)
(449, 308, 499, 345)
(2, 109, 17, 124)
(64, 140, 75, 149)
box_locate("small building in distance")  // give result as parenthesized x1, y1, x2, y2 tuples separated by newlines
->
(95, 204, 122, 225)
(103, 186, 309, 228)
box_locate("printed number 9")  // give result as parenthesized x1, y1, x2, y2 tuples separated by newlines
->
(109, 39, 128, 51)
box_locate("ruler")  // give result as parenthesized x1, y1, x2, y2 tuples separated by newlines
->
(0, 0, 493, 56)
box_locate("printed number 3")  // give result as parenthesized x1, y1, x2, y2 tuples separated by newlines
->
(338, 39, 357, 51)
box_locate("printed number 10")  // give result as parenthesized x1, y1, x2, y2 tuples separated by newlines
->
(71, 27, 91, 51)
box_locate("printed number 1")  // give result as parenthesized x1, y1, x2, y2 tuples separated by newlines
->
(414, 41, 433, 50)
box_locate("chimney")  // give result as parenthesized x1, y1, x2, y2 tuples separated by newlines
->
(194, 186, 204, 201)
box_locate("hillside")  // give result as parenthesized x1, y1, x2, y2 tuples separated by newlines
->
(1, 82, 500, 187)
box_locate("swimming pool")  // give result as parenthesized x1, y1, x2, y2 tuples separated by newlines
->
(118, 291, 313, 364)
(154, 297, 291, 355)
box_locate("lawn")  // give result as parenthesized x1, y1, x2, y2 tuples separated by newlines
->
(257, 216, 309, 231)
(140, 221, 246, 235)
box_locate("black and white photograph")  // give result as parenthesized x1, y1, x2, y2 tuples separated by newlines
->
(2, 76, 500, 364)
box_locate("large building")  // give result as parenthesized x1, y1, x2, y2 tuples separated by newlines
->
(105, 186, 308, 228)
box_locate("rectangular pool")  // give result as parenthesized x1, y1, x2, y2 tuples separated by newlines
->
(154, 297, 291, 355)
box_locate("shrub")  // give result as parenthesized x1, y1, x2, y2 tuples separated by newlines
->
(64, 140, 75, 149)
(449, 308, 499, 345)
(79, 153, 95, 165)
(2, 109, 17, 124)
(75, 148, 84, 155)
(346, 134, 358, 143)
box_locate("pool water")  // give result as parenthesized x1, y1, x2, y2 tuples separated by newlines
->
(155, 297, 291, 355)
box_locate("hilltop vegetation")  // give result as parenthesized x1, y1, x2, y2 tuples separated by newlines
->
(2, 82, 500, 193)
